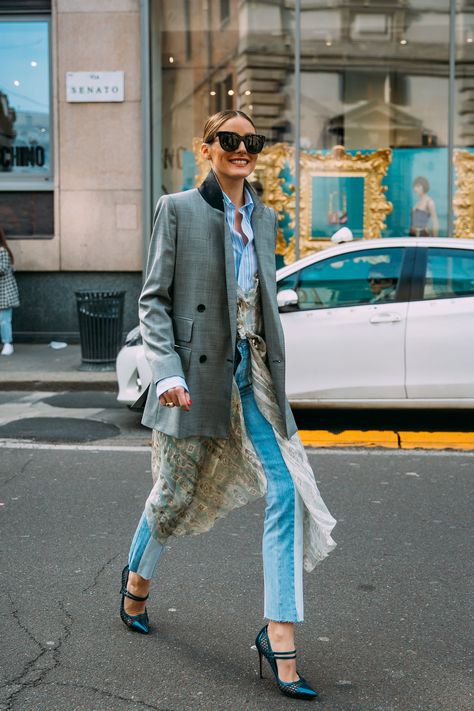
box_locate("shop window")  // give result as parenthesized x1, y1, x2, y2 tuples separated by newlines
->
(154, 0, 296, 197)
(301, 1, 450, 239)
(0, 12, 53, 237)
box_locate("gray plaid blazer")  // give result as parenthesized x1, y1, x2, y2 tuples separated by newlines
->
(0, 248, 20, 310)
(139, 169, 297, 440)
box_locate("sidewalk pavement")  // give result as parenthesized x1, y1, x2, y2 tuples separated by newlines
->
(0, 343, 117, 391)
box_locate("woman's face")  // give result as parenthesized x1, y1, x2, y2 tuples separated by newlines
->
(201, 115, 258, 182)
(413, 182, 425, 197)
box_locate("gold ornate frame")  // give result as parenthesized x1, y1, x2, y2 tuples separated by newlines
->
(298, 146, 393, 259)
(454, 150, 474, 238)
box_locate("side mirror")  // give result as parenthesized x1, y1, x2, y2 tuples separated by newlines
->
(331, 227, 353, 244)
(277, 288, 298, 311)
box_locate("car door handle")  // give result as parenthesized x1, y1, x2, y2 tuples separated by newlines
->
(369, 313, 402, 324)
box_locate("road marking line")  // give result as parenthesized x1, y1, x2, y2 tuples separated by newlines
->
(0, 440, 150, 452)
(399, 431, 474, 450)
(299, 430, 399, 448)
(299, 430, 474, 450)
(1, 433, 474, 453)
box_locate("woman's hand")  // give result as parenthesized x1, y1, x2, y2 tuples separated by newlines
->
(159, 386, 192, 411)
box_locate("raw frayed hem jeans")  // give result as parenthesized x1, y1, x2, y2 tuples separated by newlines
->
(128, 338, 304, 622)
(0, 308, 13, 344)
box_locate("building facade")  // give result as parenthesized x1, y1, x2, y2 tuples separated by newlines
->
(0, 0, 472, 339)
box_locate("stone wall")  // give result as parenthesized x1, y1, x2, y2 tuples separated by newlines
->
(13, 271, 142, 342)
(10, 0, 143, 274)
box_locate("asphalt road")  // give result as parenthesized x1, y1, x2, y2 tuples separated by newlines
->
(2, 390, 474, 446)
(1, 441, 472, 711)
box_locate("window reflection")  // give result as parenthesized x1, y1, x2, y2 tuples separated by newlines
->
(0, 20, 51, 179)
(300, 1, 450, 238)
(152, 0, 295, 196)
(424, 248, 474, 299)
(151, 1, 473, 243)
(295, 248, 405, 309)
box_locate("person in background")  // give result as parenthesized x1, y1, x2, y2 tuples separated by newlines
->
(368, 263, 398, 303)
(409, 176, 439, 237)
(0, 226, 20, 356)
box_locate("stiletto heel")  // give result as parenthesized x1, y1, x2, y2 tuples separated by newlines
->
(255, 625, 319, 701)
(119, 565, 150, 634)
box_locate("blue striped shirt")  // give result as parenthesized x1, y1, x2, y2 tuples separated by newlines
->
(222, 186, 258, 290)
(156, 186, 258, 398)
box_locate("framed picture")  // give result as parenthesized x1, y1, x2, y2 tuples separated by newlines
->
(310, 174, 365, 238)
(384, 147, 447, 238)
(299, 146, 393, 258)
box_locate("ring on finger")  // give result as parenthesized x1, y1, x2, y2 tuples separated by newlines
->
(164, 401, 175, 408)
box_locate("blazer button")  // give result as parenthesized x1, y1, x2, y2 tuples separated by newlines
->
(199, 355, 207, 363)
(197, 304, 206, 312)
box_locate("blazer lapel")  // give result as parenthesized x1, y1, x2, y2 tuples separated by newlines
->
(199, 170, 238, 352)
(223, 218, 237, 352)
(251, 200, 274, 325)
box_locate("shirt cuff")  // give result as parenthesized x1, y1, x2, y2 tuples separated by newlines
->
(156, 375, 189, 399)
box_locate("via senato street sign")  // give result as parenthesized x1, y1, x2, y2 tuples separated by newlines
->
(66, 72, 124, 102)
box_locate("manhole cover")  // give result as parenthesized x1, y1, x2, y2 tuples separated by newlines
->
(0, 417, 120, 443)
(42, 391, 121, 410)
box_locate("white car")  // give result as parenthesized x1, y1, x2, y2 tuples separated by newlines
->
(117, 237, 474, 408)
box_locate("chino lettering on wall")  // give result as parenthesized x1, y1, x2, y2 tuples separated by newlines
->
(66, 71, 124, 103)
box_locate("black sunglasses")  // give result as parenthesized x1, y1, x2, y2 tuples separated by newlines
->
(209, 131, 266, 154)
(368, 276, 387, 284)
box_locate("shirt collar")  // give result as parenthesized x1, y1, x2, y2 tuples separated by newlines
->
(222, 187, 254, 213)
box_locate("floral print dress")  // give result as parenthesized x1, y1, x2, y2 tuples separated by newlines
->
(145, 278, 337, 572)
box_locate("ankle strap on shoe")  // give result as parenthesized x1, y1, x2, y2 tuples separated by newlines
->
(273, 650, 297, 660)
(122, 589, 149, 602)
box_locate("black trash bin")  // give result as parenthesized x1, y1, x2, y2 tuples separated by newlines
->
(75, 289, 125, 371)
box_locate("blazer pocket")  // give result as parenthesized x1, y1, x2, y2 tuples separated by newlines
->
(172, 315, 193, 343)
(174, 344, 192, 371)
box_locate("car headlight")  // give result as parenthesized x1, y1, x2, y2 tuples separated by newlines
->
(124, 326, 142, 347)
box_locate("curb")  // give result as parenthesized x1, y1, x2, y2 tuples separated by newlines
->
(0, 375, 117, 392)
(299, 430, 474, 450)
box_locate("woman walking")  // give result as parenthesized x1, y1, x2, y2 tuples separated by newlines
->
(119, 110, 337, 700)
(0, 227, 20, 356)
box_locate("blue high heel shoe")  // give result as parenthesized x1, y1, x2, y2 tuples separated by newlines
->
(255, 625, 319, 701)
(119, 565, 150, 634)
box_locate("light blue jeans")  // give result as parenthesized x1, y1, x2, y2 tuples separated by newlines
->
(0, 308, 13, 344)
(128, 338, 304, 622)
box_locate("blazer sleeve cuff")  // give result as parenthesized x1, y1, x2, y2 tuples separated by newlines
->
(156, 375, 189, 399)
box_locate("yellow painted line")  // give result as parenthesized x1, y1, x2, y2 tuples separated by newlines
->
(298, 429, 474, 450)
(298, 430, 399, 448)
(399, 431, 474, 450)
